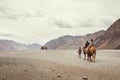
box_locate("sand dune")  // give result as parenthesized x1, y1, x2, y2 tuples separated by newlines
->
(0, 50, 120, 80)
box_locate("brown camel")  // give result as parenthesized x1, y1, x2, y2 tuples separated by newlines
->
(83, 46, 96, 63)
(88, 45, 96, 63)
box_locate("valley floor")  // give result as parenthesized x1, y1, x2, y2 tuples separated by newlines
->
(0, 50, 120, 80)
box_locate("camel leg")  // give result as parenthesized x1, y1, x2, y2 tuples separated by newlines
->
(87, 54, 91, 61)
(91, 55, 94, 62)
(93, 53, 96, 63)
(87, 54, 89, 61)
(90, 55, 92, 62)
(88, 54, 92, 62)
(93, 51, 96, 63)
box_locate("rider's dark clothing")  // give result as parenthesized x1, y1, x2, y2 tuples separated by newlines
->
(85, 41, 90, 48)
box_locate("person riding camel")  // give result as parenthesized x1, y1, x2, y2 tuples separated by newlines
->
(83, 39, 96, 62)
(88, 39, 94, 48)
(88, 39, 96, 62)
(85, 41, 90, 48)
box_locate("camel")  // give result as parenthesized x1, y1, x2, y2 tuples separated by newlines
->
(83, 46, 96, 63)
(88, 45, 96, 63)
(40, 46, 48, 50)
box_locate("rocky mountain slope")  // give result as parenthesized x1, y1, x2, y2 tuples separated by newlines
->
(45, 30, 105, 50)
(46, 19, 120, 50)
(96, 19, 120, 49)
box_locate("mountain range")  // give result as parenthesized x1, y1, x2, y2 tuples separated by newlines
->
(45, 19, 120, 50)
(0, 19, 119, 50)
(0, 40, 41, 50)
(45, 30, 105, 50)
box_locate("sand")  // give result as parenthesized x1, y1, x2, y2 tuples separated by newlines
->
(0, 50, 120, 80)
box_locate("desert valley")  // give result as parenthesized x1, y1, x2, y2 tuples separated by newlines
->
(0, 0, 120, 80)
(0, 18, 120, 80)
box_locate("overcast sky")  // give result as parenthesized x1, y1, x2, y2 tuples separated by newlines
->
(0, 0, 120, 44)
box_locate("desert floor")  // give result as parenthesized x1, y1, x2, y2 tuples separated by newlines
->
(0, 50, 120, 80)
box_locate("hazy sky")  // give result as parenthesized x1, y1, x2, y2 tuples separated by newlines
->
(0, 0, 120, 44)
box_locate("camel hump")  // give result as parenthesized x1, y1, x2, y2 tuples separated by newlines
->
(91, 46, 96, 50)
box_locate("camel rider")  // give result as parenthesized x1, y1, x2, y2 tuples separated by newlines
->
(85, 41, 90, 48)
(88, 39, 95, 48)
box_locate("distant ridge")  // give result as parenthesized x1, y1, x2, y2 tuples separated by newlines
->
(0, 39, 41, 50)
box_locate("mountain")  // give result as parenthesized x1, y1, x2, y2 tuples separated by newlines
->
(96, 19, 120, 49)
(27, 43, 41, 50)
(45, 30, 105, 50)
(0, 39, 41, 50)
(1, 19, 119, 50)
(45, 35, 82, 49)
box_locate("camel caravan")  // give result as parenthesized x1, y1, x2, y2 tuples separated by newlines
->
(40, 39, 96, 63)
(78, 39, 96, 63)
(40, 45, 48, 50)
